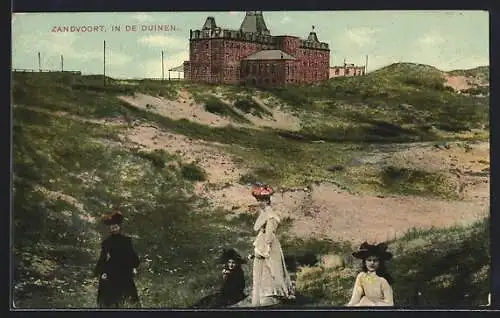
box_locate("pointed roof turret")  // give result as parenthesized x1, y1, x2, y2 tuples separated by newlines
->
(202, 16, 217, 30)
(239, 11, 270, 35)
(307, 25, 319, 42)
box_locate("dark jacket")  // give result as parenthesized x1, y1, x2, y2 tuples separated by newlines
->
(94, 233, 140, 308)
(192, 267, 246, 308)
(220, 267, 246, 305)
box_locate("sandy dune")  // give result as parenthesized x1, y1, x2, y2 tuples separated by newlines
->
(122, 125, 246, 185)
(444, 74, 488, 92)
(118, 93, 301, 131)
(121, 122, 490, 244)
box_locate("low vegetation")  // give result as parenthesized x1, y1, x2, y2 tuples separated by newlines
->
(12, 103, 253, 308)
(295, 218, 490, 307)
(12, 62, 490, 308)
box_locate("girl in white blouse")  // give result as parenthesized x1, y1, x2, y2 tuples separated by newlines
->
(347, 242, 394, 307)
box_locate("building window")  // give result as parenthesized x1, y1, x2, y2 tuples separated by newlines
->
(335, 69, 339, 75)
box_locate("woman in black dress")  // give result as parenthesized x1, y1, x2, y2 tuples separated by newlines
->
(94, 211, 141, 308)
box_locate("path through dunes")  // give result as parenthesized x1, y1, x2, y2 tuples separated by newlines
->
(120, 120, 489, 244)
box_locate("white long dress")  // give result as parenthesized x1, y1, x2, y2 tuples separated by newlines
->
(251, 203, 293, 306)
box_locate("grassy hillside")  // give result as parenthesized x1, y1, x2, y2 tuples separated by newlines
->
(12, 74, 255, 308)
(11, 64, 490, 308)
(295, 218, 490, 307)
(264, 62, 488, 136)
(448, 65, 489, 82)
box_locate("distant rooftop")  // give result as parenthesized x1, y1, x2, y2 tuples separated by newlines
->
(243, 50, 296, 60)
(169, 65, 184, 72)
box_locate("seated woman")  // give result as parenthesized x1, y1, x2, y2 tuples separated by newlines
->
(346, 242, 394, 307)
(192, 248, 247, 308)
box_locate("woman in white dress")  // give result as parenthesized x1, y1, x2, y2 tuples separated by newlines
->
(249, 183, 294, 307)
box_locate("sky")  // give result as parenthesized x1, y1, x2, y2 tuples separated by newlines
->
(11, 11, 489, 79)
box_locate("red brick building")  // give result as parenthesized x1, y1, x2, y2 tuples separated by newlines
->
(183, 11, 330, 86)
(329, 62, 366, 78)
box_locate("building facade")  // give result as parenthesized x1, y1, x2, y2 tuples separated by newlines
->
(183, 11, 330, 86)
(329, 63, 366, 78)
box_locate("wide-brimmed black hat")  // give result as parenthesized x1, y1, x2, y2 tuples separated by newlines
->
(352, 242, 393, 261)
(218, 248, 247, 264)
(102, 211, 124, 226)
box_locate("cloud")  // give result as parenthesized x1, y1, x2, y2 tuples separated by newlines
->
(132, 13, 155, 23)
(437, 55, 489, 71)
(345, 27, 381, 47)
(138, 35, 187, 50)
(418, 32, 445, 46)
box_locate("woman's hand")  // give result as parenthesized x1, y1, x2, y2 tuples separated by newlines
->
(133, 268, 137, 275)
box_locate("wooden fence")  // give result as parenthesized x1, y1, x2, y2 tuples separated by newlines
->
(139, 77, 184, 81)
(12, 68, 82, 75)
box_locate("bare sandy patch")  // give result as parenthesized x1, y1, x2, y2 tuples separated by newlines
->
(389, 142, 489, 173)
(119, 93, 234, 127)
(122, 125, 247, 185)
(444, 75, 472, 91)
(290, 183, 488, 244)
(444, 74, 487, 92)
(201, 142, 489, 244)
(198, 181, 488, 244)
(249, 96, 301, 131)
(118, 117, 489, 244)
(119, 92, 302, 131)
(206, 93, 301, 131)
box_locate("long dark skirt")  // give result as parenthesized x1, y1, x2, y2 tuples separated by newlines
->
(97, 276, 140, 308)
(191, 292, 246, 309)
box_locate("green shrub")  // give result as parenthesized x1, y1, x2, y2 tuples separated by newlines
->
(136, 149, 167, 169)
(181, 163, 207, 181)
(380, 166, 456, 198)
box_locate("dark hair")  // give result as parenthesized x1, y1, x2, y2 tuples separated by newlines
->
(256, 195, 271, 205)
(360, 257, 394, 285)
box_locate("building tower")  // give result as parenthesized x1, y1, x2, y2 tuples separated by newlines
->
(239, 11, 271, 35)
